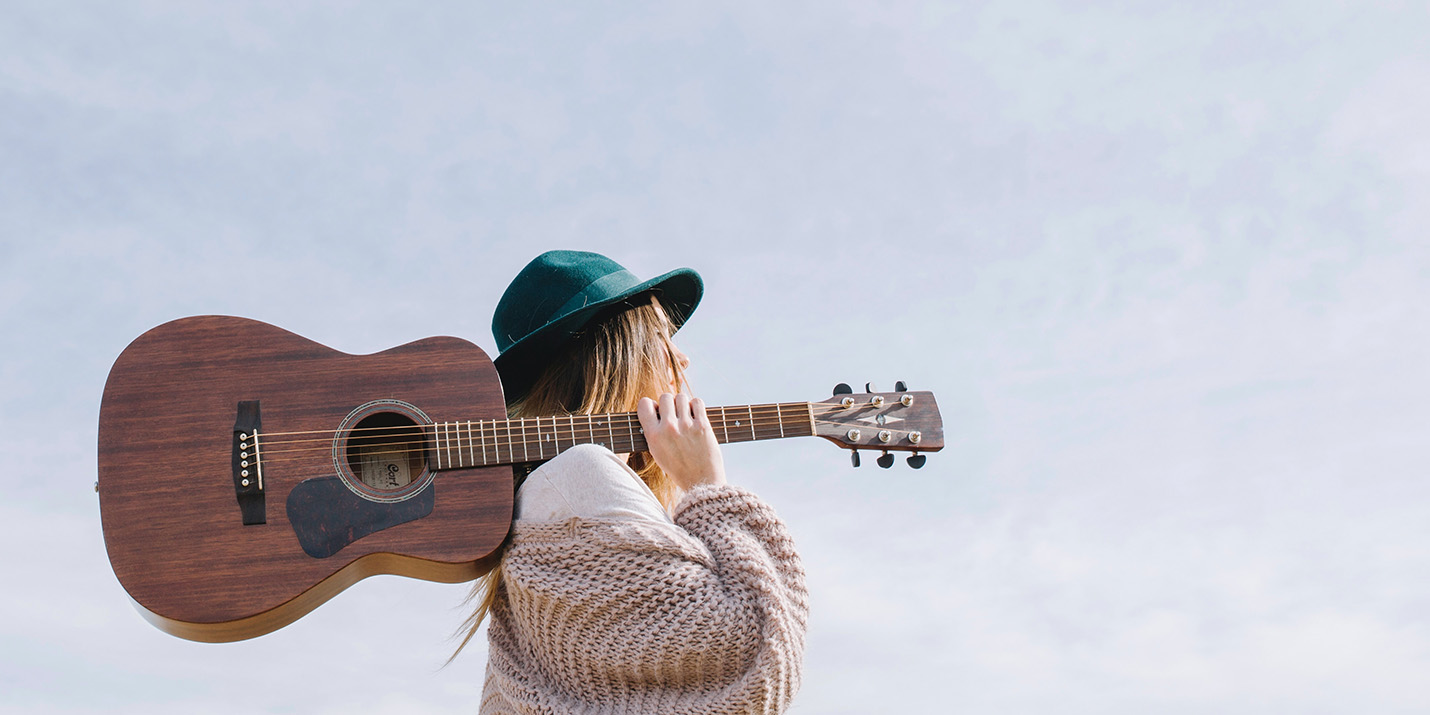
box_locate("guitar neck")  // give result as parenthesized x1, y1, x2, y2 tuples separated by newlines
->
(425, 402, 816, 470)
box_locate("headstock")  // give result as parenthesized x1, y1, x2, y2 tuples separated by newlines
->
(814, 381, 944, 469)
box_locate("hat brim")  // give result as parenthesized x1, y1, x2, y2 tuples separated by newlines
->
(493, 267, 702, 403)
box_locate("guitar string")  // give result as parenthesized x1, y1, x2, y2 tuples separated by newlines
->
(254, 427, 800, 459)
(248, 411, 811, 457)
(247, 401, 864, 441)
(251, 408, 810, 448)
(226, 399, 916, 471)
(240, 411, 835, 460)
(249, 426, 924, 470)
(244, 407, 901, 463)
(241, 413, 911, 469)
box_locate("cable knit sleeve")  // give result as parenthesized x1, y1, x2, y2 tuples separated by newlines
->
(481, 484, 808, 715)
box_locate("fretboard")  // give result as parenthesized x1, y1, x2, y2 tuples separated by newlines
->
(424, 402, 815, 470)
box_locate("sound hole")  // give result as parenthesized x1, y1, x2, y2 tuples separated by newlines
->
(344, 412, 426, 492)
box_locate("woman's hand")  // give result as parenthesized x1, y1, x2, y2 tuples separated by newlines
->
(637, 393, 727, 491)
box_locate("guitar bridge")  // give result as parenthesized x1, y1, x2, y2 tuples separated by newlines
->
(233, 400, 265, 525)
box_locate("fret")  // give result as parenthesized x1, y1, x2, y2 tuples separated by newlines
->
(480, 420, 491, 466)
(775, 404, 785, 438)
(508, 418, 517, 464)
(509, 417, 520, 463)
(434, 424, 443, 470)
(448, 422, 458, 467)
(429, 424, 438, 469)
(625, 414, 637, 454)
(747, 405, 757, 442)
(464, 420, 473, 468)
(606, 415, 615, 452)
(441, 422, 451, 469)
(719, 406, 729, 443)
(486, 420, 497, 466)
(452, 421, 460, 468)
(440, 423, 451, 469)
(497, 419, 507, 465)
(484, 420, 493, 465)
(519, 417, 528, 462)
(569, 414, 578, 453)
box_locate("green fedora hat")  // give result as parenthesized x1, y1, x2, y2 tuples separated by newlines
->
(492, 250, 703, 402)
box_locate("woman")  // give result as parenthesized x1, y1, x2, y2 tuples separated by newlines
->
(456, 250, 809, 714)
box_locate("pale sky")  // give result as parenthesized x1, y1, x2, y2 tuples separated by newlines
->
(3, 3, 1429, 713)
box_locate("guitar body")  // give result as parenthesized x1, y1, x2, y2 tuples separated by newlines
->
(98, 316, 513, 642)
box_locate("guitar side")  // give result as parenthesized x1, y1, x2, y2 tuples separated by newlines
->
(97, 316, 514, 642)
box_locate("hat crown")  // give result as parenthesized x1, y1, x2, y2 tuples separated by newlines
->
(492, 250, 639, 353)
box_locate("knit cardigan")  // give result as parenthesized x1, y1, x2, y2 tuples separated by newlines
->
(479, 484, 809, 714)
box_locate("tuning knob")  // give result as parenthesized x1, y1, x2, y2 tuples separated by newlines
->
(833, 383, 853, 396)
(850, 450, 861, 468)
(865, 382, 877, 393)
(877, 451, 894, 469)
(906, 453, 926, 469)
(895, 381, 907, 392)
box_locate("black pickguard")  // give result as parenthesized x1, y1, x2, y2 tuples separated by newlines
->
(286, 477, 434, 558)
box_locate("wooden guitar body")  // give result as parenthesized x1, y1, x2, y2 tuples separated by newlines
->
(98, 316, 513, 642)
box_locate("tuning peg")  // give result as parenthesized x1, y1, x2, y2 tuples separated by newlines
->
(895, 381, 907, 392)
(833, 383, 853, 396)
(865, 382, 877, 393)
(906, 453, 926, 469)
(877, 451, 894, 469)
(850, 450, 861, 468)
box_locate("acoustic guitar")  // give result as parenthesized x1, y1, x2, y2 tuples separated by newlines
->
(97, 316, 944, 642)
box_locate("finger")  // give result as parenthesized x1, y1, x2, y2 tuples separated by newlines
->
(673, 393, 691, 425)
(637, 396, 658, 430)
(658, 392, 676, 424)
(691, 397, 710, 427)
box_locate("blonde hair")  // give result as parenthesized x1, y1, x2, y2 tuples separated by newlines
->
(450, 296, 687, 661)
